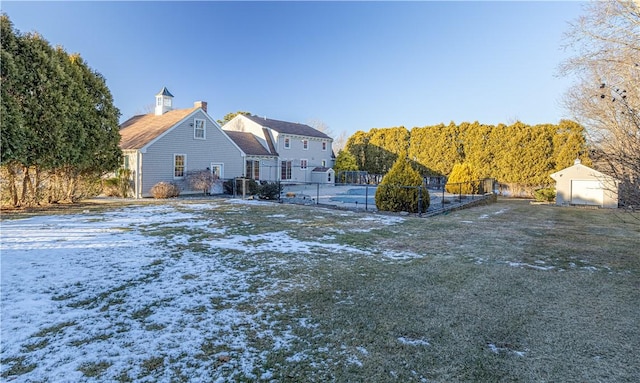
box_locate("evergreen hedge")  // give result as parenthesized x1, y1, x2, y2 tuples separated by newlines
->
(375, 157, 429, 213)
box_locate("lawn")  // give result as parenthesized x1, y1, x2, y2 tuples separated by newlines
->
(1, 198, 639, 382)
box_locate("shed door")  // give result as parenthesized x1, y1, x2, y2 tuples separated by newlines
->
(571, 180, 603, 206)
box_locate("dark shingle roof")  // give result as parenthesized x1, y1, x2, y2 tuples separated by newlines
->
(225, 131, 275, 156)
(244, 115, 331, 139)
(262, 128, 278, 154)
(156, 87, 174, 97)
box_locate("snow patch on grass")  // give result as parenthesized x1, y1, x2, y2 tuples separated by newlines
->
(507, 261, 555, 271)
(487, 343, 527, 357)
(398, 337, 430, 346)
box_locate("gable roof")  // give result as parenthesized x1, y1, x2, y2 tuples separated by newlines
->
(225, 131, 276, 157)
(244, 115, 331, 140)
(119, 107, 198, 150)
(550, 162, 616, 181)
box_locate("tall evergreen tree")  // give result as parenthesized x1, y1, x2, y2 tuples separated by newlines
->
(344, 130, 370, 172)
(0, 14, 121, 206)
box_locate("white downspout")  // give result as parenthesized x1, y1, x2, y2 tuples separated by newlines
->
(137, 151, 143, 198)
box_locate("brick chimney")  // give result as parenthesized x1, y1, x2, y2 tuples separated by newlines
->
(194, 101, 207, 113)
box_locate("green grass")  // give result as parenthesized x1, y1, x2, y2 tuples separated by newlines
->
(240, 199, 640, 382)
(3, 198, 639, 382)
(77, 361, 112, 378)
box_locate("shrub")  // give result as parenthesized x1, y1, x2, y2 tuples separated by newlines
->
(534, 187, 556, 202)
(103, 169, 132, 197)
(102, 178, 120, 197)
(445, 163, 480, 194)
(258, 182, 282, 200)
(185, 169, 217, 195)
(150, 182, 180, 199)
(375, 156, 429, 213)
(223, 178, 259, 196)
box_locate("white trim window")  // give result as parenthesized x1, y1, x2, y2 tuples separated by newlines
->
(174, 154, 186, 178)
(246, 160, 260, 180)
(322, 141, 327, 151)
(194, 119, 206, 139)
(281, 160, 292, 180)
(284, 137, 291, 149)
(302, 139, 309, 150)
(300, 159, 308, 170)
(321, 159, 326, 167)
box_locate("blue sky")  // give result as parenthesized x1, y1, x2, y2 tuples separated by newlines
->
(3, 1, 586, 137)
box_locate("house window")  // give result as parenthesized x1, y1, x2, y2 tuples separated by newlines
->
(246, 160, 260, 180)
(302, 139, 309, 150)
(194, 119, 206, 139)
(321, 160, 326, 167)
(300, 159, 308, 170)
(174, 154, 186, 178)
(284, 137, 291, 149)
(322, 142, 327, 151)
(281, 160, 292, 180)
(328, 172, 332, 182)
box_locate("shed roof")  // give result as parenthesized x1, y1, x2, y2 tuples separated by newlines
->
(312, 167, 333, 172)
(119, 107, 198, 150)
(244, 115, 331, 139)
(549, 162, 615, 182)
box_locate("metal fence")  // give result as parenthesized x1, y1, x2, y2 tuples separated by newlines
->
(275, 178, 496, 215)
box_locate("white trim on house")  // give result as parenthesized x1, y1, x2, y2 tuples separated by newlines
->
(138, 109, 245, 155)
(210, 162, 224, 179)
(173, 153, 186, 179)
(194, 118, 206, 140)
(281, 159, 292, 180)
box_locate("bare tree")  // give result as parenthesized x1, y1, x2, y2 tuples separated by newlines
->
(332, 130, 348, 153)
(185, 169, 217, 195)
(307, 118, 334, 137)
(307, 118, 349, 153)
(560, 0, 640, 209)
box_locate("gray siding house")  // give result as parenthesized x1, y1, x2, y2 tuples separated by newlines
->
(119, 88, 245, 198)
(223, 114, 335, 183)
(549, 159, 619, 208)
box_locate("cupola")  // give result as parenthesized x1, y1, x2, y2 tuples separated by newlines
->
(155, 87, 174, 115)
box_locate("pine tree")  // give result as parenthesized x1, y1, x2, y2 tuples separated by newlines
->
(375, 156, 429, 213)
(344, 130, 370, 172)
(445, 162, 479, 194)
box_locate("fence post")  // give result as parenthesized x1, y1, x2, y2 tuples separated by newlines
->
(418, 186, 422, 216)
(316, 182, 320, 205)
(459, 183, 462, 202)
(242, 178, 246, 199)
